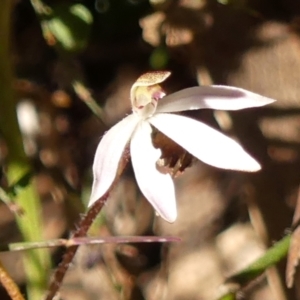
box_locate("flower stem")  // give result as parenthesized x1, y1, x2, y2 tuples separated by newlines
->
(45, 149, 130, 299)
(44, 190, 111, 300)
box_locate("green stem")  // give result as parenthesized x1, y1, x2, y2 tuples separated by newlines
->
(0, 2, 51, 299)
(72, 79, 106, 122)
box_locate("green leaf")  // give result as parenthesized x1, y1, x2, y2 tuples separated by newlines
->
(45, 4, 93, 53)
(218, 292, 236, 300)
(227, 234, 290, 285)
(217, 234, 290, 299)
(0, 2, 52, 298)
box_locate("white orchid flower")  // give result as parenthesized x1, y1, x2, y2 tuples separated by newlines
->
(89, 71, 274, 223)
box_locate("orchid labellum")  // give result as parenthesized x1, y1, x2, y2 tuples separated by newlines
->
(89, 71, 274, 223)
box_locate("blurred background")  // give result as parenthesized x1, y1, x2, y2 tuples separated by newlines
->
(1, 0, 300, 299)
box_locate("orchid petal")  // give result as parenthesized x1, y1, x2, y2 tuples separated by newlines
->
(156, 86, 275, 113)
(149, 113, 261, 172)
(89, 114, 139, 207)
(130, 121, 177, 222)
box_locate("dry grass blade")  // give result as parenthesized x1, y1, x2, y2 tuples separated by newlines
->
(286, 187, 300, 288)
(0, 260, 25, 300)
(0, 236, 180, 252)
